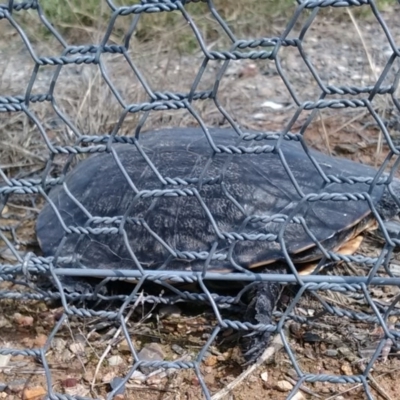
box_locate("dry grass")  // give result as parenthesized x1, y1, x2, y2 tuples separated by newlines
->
(0, 0, 397, 181)
(1, 1, 400, 398)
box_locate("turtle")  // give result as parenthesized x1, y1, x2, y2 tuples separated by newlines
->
(36, 127, 400, 362)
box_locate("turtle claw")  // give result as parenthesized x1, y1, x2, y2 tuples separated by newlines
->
(242, 336, 272, 365)
(240, 277, 282, 363)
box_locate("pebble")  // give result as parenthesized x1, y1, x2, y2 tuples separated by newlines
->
(138, 343, 165, 374)
(0, 317, 10, 329)
(0, 383, 6, 392)
(34, 334, 48, 348)
(146, 376, 163, 385)
(52, 338, 66, 352)
(261, 100, 284, 110)
(61, 349, 74, 362)
(340, 363, 353, 376)
(324, 349, 338, 357)
(62, 378, 78, 388)
(118, 339, 132, 353)
(260, 371, 268, 382)
(204, 355, 218, 367)
(7, 379, 27, 393)
(334, 143, 359, 154)
(74, 334, 86, 344)
(110, 377, 125, 395)
(291, 392, 305, 400)
(102, 372, 115, 384)
(0, 355, 10, 368)
(69, 342, 85, 355)
(83, 371, 94, 383)
(275, 380, 293, 392)
(337, 347, 351, 356)
(13, 313, 34, 327)
(171, 344, 185, 355)
(108, 355, 124, 366)
(22, 387, 47, 400)
(204, 373, 215, 386)
(129, 370, 146, 382)
(64, 383, 89, 397)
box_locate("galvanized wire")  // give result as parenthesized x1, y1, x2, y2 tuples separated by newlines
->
(1, 0, 400, 399)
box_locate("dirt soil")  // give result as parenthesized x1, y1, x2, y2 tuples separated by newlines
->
(1, 2, 400, 400)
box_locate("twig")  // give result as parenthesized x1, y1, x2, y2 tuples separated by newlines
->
(325, 383, 363, 400)
(284, 376, 322, 399)
(368, 373, 393, 400)
(91, 292, 144, 391)
(346, 7, 386, 168)
(211, 334, 283, 400)
(125, 384, 175, 393)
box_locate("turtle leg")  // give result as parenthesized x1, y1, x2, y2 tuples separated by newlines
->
(240, 266, 285, 364)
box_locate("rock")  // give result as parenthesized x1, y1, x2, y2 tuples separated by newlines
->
(0, 355, 10, 368)
(118, 339, 131, 353)
(204, 373, 215, 386)
(22, 386, 47, 400)
(275, 380, 293, 392)
(7, 379, 27, 393)
(340, 363, 353, 376)
(171, 344, 185, 355)
(108, 355, 123, 366)
(261, 100, 284, 109)
(324, 349, 338, 357)
(260, 371, 268, 382)
(69, 342, 85, 355)
(138, 343, 164, 374)
(52, 338, 66, 352)
(253, 112, 268, 120)
(129, 370, 146, 383)
(291, 392, 305, 400)
(146, 376, 163, 385)
(74, 334, 86, 344)
(110, 377, 125, 395)
(204, 355, 217, 367)
(62, 378, 78, 388)
(34, 334, 48, 347)
(334, 143, 359, 154)
(61, 349, 73, 362)
(0, 317, 10, 329)
(337, 347, 351, 356)
(64, 384, 89, 397)
(83, 371, 94, 383)
(102, 372, 115, 384)
(13, 313, 34, 327)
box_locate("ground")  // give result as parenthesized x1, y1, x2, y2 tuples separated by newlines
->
(1, 2, 400, 399)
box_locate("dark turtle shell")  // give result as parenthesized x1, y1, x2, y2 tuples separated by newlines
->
(36, 127, 385, 273)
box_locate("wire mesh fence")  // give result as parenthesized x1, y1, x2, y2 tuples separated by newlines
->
(1, 0, 400, 399)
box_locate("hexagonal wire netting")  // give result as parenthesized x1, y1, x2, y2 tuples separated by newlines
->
(1, 0, 400, 399)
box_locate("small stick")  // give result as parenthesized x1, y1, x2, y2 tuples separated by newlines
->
(91, 292, 144, 391)
(368, 373, 393, 400)
(211, 334, 283, 400)
(284, 376, 322, 399)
